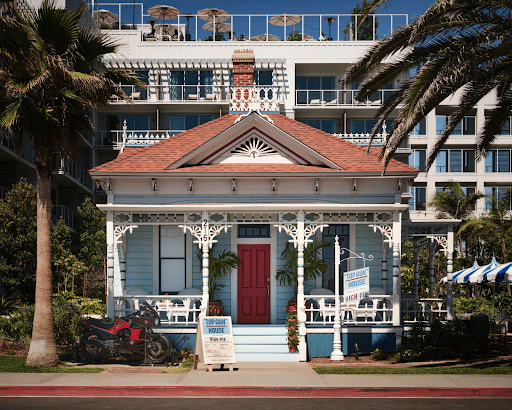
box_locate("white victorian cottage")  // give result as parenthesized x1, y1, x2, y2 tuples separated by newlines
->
(89, 50, 456, 362)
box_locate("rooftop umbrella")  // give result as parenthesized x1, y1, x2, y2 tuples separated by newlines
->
(95, 9, 118, 27)
(154, 23, 180, 36)
(486, 261, 512, 283)
(147, 5, 180, 32)
(197, 7, 229, 22)
(250, 33, 281, 41)
(269, 14, 302, 38)
(201, 21, 232, 33)
(466, 257, 500, 284)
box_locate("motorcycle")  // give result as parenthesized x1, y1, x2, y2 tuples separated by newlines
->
(78, 302, 174, 364)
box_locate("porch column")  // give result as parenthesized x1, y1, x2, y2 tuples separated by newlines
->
(413, 242, 420, 299)
(447, 227, 454, 320)
(106, 212, 114, 318)
(274, 212, 327, 362)
(180, 212, 232, 317)
(381, 239, 388, 293)
(428, 239, 436, 298)
(392, 213, 401, 327)
(296, 212, 307, 362)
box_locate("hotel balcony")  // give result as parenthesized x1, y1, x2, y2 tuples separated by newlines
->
(295, 89, 399, 108)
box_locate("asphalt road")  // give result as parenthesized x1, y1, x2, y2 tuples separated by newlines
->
(1, 397, 512, 410)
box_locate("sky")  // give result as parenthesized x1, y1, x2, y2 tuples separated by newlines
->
(96, 0, 434, 21)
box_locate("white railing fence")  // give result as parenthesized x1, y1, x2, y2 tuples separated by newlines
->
(295, 89, 398, 107)
(305, 295, 448, 326)
(113, 295, 201, 326)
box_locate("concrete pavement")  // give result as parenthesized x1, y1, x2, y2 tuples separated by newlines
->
(1, 361, 512, 390)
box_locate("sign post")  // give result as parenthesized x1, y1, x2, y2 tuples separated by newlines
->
(195, 316, 236, 372)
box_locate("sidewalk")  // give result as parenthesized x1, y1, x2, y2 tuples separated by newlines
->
(1, 362, 512, 397)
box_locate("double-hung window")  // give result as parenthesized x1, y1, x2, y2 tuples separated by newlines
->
(160, 226, 186, 294)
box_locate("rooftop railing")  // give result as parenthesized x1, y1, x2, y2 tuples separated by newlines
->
(94, 4, 407, 42)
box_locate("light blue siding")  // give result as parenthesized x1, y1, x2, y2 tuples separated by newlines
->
(125, 225, 153, 293)
(355, 225, 387, 292)
(277, 230, 295, 323)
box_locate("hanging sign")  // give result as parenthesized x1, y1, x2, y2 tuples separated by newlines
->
(195, 316, 236, 371)
(343, 266, 370, 302)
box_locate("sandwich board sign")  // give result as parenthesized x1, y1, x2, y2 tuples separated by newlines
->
(343, 266, 370, 302)
(195, 316, 236, 372)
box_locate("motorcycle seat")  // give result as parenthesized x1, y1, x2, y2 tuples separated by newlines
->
(86, 318, 115, 330)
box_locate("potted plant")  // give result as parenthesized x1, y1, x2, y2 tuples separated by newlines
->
(198, 246, 240, 315)
(285, 304, 299, 352)
(276, 240, 332, 301)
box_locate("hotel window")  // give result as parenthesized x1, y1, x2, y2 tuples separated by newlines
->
(436, 185, 476, 197)
(105, 114, 149, 145)
(169, 114, 214, 135)
(350, 119, 391, 134)
(299, 119, 335, 134)
(254, 70, 273, 86)
(484, 116, 512, 135)
(436, 115, 476, 135)
(408, 149, 426, 172)
(409, 186, 426, 211)
(435, 150, 475, 173)
(169, 70, 214, 100)
(410, 118, 427, 135)
(121, 70, 148, 99)
(160, 226, 186, 294)
(295, 76, 336, 104)
(485, 150, 511, 173)
(485, 186, 512, 211)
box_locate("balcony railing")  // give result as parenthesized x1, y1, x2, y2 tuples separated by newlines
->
(112, 85, 230, 103)
(1, 131, 36, 165)
(333, 130, 410, 149)
(94, 4, 408, 42)
(230, 86, 281, 112)
(52, 155, 94, 190)
(295, 89, 398, 107)
(52, 205, 77, 229)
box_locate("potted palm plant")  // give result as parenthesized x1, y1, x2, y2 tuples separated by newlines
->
(276, 240, 332, 297)
(198, 246, 241, 315)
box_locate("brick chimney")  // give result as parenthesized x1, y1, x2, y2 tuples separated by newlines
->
(232, 49, 255, 86)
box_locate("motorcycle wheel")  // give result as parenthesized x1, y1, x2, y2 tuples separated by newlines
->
(80, 331, 107, 363)
(146, 335, 172, 364)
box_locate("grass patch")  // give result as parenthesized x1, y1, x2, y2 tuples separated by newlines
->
(314, 366, 512, 375)
(0, 356, 103, 373)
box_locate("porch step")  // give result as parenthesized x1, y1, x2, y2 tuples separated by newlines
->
(233, 325, 299, 362)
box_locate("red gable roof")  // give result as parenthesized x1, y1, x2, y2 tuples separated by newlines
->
(90, 114, 417, 176)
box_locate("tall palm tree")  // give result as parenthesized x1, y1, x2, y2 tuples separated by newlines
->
(428, 181, 485, 254)
(344, 0, 512, 171)
(0, 1, 143, 366)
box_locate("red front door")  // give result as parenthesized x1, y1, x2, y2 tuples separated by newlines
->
(237, 244, 270, 324)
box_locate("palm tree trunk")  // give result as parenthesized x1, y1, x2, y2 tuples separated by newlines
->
(26, 156, 59, 367)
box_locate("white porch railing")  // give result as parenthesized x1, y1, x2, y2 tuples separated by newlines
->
(305, 295, 448, 325)
(114, 295, 201, 326)
(230, 86, 281, 112)
(111, 84, 230, 103)
(334, 132, 388, 145)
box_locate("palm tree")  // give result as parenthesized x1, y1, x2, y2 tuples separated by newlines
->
(428, 181, 485, 254)
(458, 192, 512, 264)
(0, 2, 143, 366)
(276, 240, 332, 294)
(344, 0, 512, 171)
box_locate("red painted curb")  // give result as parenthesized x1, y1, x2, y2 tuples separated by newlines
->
(1, 386, 512, 398)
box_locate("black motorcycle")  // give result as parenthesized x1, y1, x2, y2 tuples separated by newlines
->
(78, 302, 174, 364)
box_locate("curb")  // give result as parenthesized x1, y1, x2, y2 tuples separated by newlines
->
(2, 386, 512, 398)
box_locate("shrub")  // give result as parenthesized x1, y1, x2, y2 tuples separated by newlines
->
(401, 319, 489, 361)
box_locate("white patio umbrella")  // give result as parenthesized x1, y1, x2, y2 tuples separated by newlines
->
(250, 33, 281, 41)
(269, 14, 302, 38)
(197, 7, 230, 22)
(154, 24, 180, 36)
(147, 5, 180, 35)
(94, 9, 118, 27)
(201, 21, 232, 33)
(485, 261, 512, 283)
(466, 257, 500, 284)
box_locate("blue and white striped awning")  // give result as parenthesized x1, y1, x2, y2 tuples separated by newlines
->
(441, 261, 479, 284)
(485, 261, 512, 283)
(465, 257, 500, 284)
